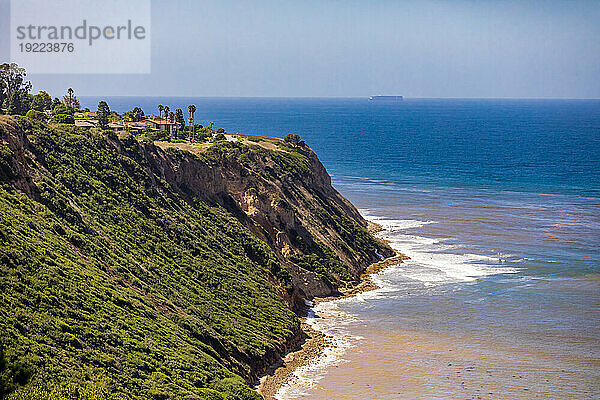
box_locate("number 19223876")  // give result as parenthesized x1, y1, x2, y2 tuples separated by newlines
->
(19, 42, 74, 52)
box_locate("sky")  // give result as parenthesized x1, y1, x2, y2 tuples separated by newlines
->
(1, 0, 600, 98)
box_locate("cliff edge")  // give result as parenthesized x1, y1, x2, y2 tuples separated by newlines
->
(0, 116, 393, 399)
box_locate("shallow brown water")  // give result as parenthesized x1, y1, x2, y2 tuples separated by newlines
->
(276, 185, 600, 400)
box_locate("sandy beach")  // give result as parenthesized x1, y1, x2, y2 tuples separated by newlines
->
(257, 321, 330, 400)
(257, 231, 408, 400)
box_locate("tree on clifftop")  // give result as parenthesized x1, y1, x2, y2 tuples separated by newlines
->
(26, 109, 48, 122)
(168, 111, 175, 135)
(0, 63, 31, 113)
(188, 104, 196, 141)
(133, 107, 145, 121)
(124, 107, 144, 122)
(284, 133, 302, 147)
(31, 91, 52, 112)
(51, 97, 61, 110)
(175, 108, 185, 132)
(63, 88, 80, 113)
(52, 103, 70, 116)
(6, 91, 32, 116)
(97, 101, 110, 130)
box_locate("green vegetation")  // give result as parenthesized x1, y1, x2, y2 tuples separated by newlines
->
(49, 114, 75, 124)
(309, 188, 382, 265)
(0, 118, 299, 399)
(24, 110, 47, 123)
(188, 105, 197, 141)
(283, 133, 301, 147)
(5, 92, 31, 116)
(122, 107, 144, 122)
(0, 64, 32, 115)
(51, 98, 61, 111)
(96, 102, 110, 130)
(269, 150, 310, 178)
(174, 109, 185, 130)
(52, 104, 71, 116)
(30, 92, 52, 113)
(5, 380, 109, 400)
(63, 89, 80, 114)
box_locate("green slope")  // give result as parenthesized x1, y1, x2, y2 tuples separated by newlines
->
(0, 116, 391, 399)
(0, 118, 296, 399)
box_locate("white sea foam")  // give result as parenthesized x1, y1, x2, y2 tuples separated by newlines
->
(276, 211, 521, 398)
(274, 301, 363, 399)
(365, 213, 520, 283)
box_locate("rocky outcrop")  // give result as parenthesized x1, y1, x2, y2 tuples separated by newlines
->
(139, 139, 394, 300)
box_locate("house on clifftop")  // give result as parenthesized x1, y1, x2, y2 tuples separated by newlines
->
(143, 118, 178, 131)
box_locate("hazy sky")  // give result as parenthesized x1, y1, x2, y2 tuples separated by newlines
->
(1, 0, 599, 98)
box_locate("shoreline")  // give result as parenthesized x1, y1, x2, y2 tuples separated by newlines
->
(257, 221, 408, 400)
(256, 321, 330, 400)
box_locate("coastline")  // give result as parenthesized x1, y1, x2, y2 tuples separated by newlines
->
(257, 321, 330, 400)
(257, 221, 408, 400)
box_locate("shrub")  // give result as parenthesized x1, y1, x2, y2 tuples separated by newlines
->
(30, 91, 52, 112)
(195, 132, 211, 142)
(25, 110, 47, 122)
(141, 129, 167, 142)
(4, 381, 109, 400)
(284, 133, 301, 147)
(50, 114, 75, 124)
(52, 104, 71, 116)
(118, 132, 134, 144)
(6, 92, 31, 116)
(0, 144, 15, 180)
(214, 133, 226, 142)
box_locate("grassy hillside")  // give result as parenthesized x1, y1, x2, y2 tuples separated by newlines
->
(0, 116, 390, 399)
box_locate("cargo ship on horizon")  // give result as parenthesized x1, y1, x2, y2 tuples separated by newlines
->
(369, 95, 403, 101)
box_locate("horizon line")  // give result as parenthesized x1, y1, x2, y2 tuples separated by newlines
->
(76, 95, 600, 100)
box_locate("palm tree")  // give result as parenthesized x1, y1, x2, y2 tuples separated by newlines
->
(66, 88, 74, 113)
(163, 106, 170, 133)
(158, 104, 163, 121)
(168, 111, 175, 135)
(188, 104, 196, 141)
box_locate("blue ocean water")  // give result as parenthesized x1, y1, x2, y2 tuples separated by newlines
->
(81, 97, 600, 399)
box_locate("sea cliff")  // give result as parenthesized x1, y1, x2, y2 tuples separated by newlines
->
(0, 115, 392, 399)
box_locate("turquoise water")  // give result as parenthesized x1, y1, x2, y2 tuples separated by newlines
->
(82, 97, 600, 399)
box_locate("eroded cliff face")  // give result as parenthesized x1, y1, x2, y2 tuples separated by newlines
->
(140, 138, 394, 300)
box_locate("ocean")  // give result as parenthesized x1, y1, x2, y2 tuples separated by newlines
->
(81, 97, 600, 399)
